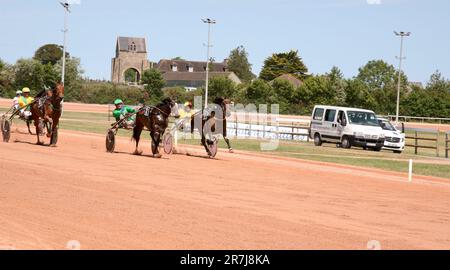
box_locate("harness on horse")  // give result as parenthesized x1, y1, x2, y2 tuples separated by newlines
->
(202, 104, 222, 120)
(141, 105, 170, 117)
(37, 96, 49, 114)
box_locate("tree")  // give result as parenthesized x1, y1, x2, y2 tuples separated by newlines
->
(242, 79, 273, 105)
(259, 50, 308, 81)
(141, 68, 165, 103)
(422, 71, 450, 117)
(34, 44, 67, 65)
(207, 76, 236, 100)
(297, 75, 332, 109)
(271, 78, 296, 114)
(226, 46, 254, 82)
(0, 59, 15, 97)
(426, 70, 450, 93)
(402, 86, 433, 117)
(163, 87, 186, 103)
(124, 69, 138, 83)
(13, 59, 46, 92)
(326, 66, 347, 106)
(54, 57, 83, 100)
(344, 79, 377, 110)
(356, 60, 408, 114)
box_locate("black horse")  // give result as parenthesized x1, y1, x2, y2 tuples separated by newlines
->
(132, 97, 179, 158)
(190, 97, 233, 157)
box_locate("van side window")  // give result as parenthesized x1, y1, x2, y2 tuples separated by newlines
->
(324, 109, 336, 122)
(337, 110, 346, 124)
(313, 108, 324, 121)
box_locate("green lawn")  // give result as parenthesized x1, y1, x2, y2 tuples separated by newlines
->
(2, 108, 449, 179)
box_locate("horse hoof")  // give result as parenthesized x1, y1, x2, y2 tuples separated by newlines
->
(49, 144, 57, 148)
(133, 150, 143, 155)
(36, 142, 44, 145)
(229, 149, 234, 153)
(153, 153, 162, 158)
(46, 133, 51, 138)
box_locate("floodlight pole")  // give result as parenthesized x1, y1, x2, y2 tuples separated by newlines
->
(61, 2, 70, 86)
(202, 18, 216, 108)
(394, 31, 410, 124)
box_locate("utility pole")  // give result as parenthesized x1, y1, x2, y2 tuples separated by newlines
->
(394, 31, 410, 123)
(60, 1, 71, 85)
(202, 18, 216, 108)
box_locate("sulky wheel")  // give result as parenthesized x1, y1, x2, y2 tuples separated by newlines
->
(162, 133, 173, 154)
(207, 137, 218, 158)
(2, 119, 11, 143)
(105, 129, 116, 153)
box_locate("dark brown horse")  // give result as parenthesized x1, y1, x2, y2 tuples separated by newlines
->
(132, 97, 179, 158)
(190, 97, 233, 156)
(30, 83, 64, 146)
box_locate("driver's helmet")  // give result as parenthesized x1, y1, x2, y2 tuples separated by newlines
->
(22, 87, 31, 94)
(184, 101, 192, 108)
(114, 99, 123, 105)
(16, 90, 22, 95)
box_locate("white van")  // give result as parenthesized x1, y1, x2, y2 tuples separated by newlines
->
(377, 117, 405, 154)
(309, 105, 385, 151)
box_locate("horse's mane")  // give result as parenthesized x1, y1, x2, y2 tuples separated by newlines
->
(157, 97, 172, 107)
(35, 89, 47, 99)
(213, 97, 225, 105)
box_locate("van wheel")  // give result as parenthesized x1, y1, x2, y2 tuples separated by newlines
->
(341, 136, 351, 149)
(393, 150, 402, 154)
(314, 133, 322, 146)
(373, 147, 382, 152)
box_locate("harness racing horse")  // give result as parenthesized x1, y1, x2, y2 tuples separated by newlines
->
(30, 83, 64, 146)
(132, 97, 180, 158)
(190, 97, 233, 157)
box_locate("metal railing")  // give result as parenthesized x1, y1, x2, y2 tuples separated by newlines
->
(383, 115, 450, 125)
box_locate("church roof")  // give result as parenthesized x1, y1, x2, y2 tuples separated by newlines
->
(116, 37, 147, 53)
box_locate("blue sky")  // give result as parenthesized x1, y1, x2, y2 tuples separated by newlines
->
(1, 0, 449, 83)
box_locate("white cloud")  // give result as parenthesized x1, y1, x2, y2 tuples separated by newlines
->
(66, 0, 81, 5)
(366, 0, 382, 4)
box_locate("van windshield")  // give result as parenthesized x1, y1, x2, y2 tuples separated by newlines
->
(347, 111, 379, 127)
(378, 119, 396, 131)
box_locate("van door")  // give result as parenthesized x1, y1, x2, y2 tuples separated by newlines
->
(336, 110, 347, 139)
(311, 107, 325, 134)
(322, 108, 338, 141)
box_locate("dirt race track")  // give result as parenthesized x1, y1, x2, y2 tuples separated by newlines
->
(1, 128, 450, 250)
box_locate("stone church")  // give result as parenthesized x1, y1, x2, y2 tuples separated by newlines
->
(111, 37, 149, 84)
(111, 36, 241, 87)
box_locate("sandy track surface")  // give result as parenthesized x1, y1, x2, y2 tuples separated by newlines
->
(1, 128, 450, 250)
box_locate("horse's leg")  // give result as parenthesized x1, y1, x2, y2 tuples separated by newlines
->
(26, 120, 33, 135)
(49, 114, 59, 147)
(222, 119, 233, 152)
(190, 116, 195, 134)
(224, 136, 233, 153)
(34, 116, 42, 145)
(201, 133, 211, 156)
(43, 105, 53, 138)
(132, 120, 143, 155)
(150, 130, 162, 158)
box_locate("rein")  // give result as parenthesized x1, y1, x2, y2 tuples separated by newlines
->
(142, 104, 171, 117)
